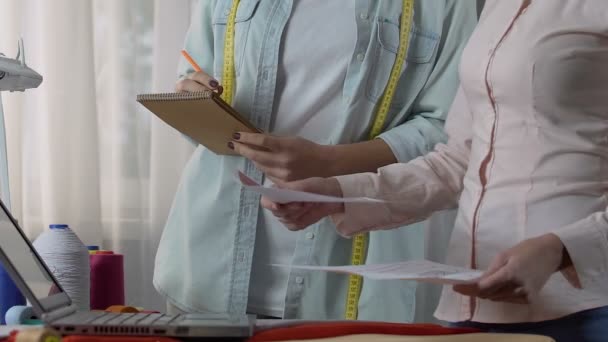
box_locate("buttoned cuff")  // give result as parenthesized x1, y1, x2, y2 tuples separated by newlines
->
(330, 173, 394, 238)
(553, 214, 608, 291)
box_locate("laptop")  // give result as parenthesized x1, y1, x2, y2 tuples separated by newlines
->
(0, 198, 255, 339)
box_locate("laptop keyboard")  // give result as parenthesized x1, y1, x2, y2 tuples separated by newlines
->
(52, 311, 253, 337)
(58, 311, 183, 326)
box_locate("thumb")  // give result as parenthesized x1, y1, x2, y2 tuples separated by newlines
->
(482, 252, 510, 279)
(269, 178, 288, 188)
(478, 264, 513, 291)
(453, 283, 481, 296)
(260, 195, 281, 211)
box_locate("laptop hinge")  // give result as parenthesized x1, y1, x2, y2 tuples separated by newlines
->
(41, 304, 77, 323)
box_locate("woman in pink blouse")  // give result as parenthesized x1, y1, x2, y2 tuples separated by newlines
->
(262, 1, 608, 340)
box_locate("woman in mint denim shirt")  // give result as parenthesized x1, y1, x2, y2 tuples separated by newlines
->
(154, 0, 479, 321)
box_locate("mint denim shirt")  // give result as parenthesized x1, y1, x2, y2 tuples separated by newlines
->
(154, 0, 478, 321)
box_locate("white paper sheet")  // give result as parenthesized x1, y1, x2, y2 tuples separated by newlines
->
(237, 171, 385, 204)
(273, 260, 483, 285)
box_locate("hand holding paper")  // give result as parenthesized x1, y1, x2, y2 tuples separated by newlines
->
(453, 234, 566, 304)
(238, 171, 383, 231)
(238, 171, 384, 204)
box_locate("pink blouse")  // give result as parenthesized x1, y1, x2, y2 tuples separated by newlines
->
(333, 0, 608, 323)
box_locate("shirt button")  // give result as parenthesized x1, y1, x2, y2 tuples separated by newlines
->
(344, 96, 351, 103)
(295, 276, 304, 284)
(359, 12, 369, 20)
(305, 232, 315, 240)
(224, 9, 230, 16)
(357, 53, 365, 62)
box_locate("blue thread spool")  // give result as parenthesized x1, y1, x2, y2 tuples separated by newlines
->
(0, 264, 25, 325)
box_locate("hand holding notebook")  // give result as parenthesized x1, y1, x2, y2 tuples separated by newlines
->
(137, 50, 260, 155)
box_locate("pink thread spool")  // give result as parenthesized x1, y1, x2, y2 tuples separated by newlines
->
(89, 251, 125, 310)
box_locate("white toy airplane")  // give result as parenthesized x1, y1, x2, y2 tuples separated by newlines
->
(0, 38, 42, 92)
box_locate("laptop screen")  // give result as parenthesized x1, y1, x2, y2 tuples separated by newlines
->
(0, 200, 67, 312)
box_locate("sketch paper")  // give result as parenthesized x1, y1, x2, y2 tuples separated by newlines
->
(273, 260, 483, 285)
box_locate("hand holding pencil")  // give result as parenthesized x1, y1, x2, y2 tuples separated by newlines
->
(176, 50, 223, 95)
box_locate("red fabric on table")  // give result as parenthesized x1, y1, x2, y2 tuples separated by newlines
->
(248, 322, 481, 342)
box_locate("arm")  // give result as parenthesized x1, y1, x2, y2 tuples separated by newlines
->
(552, 212, 608, 291)
(232, 1, 478, 180)
(332, 86, 474, 237)
(452, 219, 601, 304)
(178, 1, 216, 80)
(261, 86, 474, 233)
(325, 140, 396, 176)
(375, 0, 478, 164)
(173, 1, 220, 146)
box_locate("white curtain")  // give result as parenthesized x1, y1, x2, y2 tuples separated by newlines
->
(0, 0, 196, 311)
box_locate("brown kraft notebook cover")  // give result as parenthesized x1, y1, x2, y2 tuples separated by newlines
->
(137, 91, 260, 155)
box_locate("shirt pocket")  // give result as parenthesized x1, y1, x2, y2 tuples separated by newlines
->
(366, 17, 439, 108)
(212, 0, 260, 76)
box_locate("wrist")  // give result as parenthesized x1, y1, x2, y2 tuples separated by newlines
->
(320, 144, 341, 177)
(542, 233, 570, 272)
(326, 177, 345, 215)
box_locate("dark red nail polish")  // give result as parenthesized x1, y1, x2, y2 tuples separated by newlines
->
(227, 141, 234, 150)
(233, 132, 241, 140)
(209, 79, 219, 88)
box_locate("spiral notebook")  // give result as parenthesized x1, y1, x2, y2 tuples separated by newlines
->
(136, 91, 260, 155)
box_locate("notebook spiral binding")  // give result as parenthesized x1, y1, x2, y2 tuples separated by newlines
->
(136, 91, 214, 102)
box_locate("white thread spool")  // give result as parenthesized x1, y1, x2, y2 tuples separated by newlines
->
(33, 224, 90, 310)
(4, 305, 35, 325)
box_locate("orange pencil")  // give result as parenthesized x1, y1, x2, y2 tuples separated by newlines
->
(181, 50, 202, 72)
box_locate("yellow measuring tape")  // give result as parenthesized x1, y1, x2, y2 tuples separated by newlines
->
(345, 0, 415, 320)
(222, 0, 415, 321)
(221, 0, 241, 105)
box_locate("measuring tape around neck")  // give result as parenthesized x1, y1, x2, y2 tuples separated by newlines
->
(221, 0, 241, 105)
(345, 0, 415, 320)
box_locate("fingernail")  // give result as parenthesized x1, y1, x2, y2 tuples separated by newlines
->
(233, 132, 241, 140)
(227, 141, 234, 150)
(209, 79, 219, 88)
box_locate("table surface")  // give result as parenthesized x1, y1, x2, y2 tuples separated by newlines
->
(0, 325, 39, 338)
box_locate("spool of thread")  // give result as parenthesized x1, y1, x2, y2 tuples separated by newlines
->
(0, 264, 26, 324)
(90, 252, 125, 310)
(33, 224, 90, 311)
(87, 246, 99, 254)
(4, 305, 35, 325)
